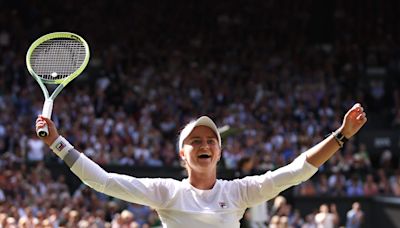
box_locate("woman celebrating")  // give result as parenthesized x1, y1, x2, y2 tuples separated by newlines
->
(36, 103, 367, 227)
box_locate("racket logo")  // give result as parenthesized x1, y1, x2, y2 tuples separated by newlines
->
(70, 34, 80, 40)
(56, 142, 66, 152)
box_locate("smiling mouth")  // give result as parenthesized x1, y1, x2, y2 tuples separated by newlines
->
(198, 154, 211, 159)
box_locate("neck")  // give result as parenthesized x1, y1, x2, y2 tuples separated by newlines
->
(187, 169, 217, 190)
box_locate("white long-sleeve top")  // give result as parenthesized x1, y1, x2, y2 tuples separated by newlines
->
(68, 151, 317, 228)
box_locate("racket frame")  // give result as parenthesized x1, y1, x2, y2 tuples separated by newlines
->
(26, 32, 90, 137)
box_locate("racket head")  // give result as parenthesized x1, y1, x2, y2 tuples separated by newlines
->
(26, 32, 90, 85)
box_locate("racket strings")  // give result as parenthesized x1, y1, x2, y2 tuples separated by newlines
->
(30, 39, 86, 80)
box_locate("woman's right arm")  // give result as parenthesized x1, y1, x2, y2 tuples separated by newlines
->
(36, 116, 174, 208)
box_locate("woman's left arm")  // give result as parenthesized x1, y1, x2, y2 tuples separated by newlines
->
(305, 103, 367, 167)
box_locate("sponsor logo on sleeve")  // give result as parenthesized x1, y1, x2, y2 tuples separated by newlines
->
(56, 142, 66, 151)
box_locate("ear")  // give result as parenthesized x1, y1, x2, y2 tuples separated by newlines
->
(179, 149, 186, 161)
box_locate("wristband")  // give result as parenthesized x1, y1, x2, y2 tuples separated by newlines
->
(50, 136, 74, 159)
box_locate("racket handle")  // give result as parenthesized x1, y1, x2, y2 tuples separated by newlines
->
(37, 100, 54, 137)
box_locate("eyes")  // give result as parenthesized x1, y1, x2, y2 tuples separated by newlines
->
(189, 138, 218, 146)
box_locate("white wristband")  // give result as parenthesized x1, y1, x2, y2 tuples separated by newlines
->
(50, 136, 74, 159)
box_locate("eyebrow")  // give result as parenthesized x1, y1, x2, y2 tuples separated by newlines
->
(188, 136, 217, 140)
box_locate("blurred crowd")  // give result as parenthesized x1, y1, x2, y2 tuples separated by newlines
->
(247, 195, 365, 228)
(0, 0, 400, 227)
(0, 162, 162, 227)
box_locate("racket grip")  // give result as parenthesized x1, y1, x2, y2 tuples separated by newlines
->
(37, 125, 49, 137)
(37, 100, 54, 137)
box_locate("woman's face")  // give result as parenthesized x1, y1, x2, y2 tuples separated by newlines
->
(180, 126, 221, 173)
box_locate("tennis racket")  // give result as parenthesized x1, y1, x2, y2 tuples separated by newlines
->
(26, 32, 90, 137)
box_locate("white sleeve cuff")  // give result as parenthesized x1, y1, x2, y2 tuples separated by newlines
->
(50, 136, 74, 159)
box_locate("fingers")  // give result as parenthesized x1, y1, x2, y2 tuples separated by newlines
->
(349, 103, 365, 116)
(36, 121, 46, 128)
(356, 112, 368, 123)
(351, 103, 363, 112)
(35, 115, 59, 144)
(37, 115, 53, 125)
(36, 115, 53, 130)
(38, 115, 50, 122)
(36, 116, 46, 127)
(352, 103, 361, 109)
(343, 103, 367, 129)
(356, 112, 366, 120)
(349, 103, 367, 125)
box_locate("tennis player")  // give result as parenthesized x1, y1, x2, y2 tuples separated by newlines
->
(36, 103, 367, 227)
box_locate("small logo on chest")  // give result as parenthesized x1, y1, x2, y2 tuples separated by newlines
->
(219, 202, 228, 209)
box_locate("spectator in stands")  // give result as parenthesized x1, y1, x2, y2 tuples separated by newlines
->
(328, 167, 347, 196)
(390, 169, 400, 196)
(302, 213, 317, 228)
(329, 204, 340, 227)
(269, 195, 288, 220)
(315, 174, 330, 195)
(146, 209, 162, 227)
(127, 203, 152, 226)
(26, 132, 45, 161)
(314, 204, 339, 228)
(289, 209, 305, 228)
(346, 174, 364, 196)
(380, 149, 395, 173)
(66, 210, 80, 228)
(297, 179, 317, 196)
(279, 216, 289, 228)
(346, 202, 364, 228)
(354, 143, 372, 171)
(377, 168, 392, 195)
(363, 173, 379, 196)
(117, 210, 140, 228)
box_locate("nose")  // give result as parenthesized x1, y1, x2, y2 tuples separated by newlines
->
(200, 140, 209, 149)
